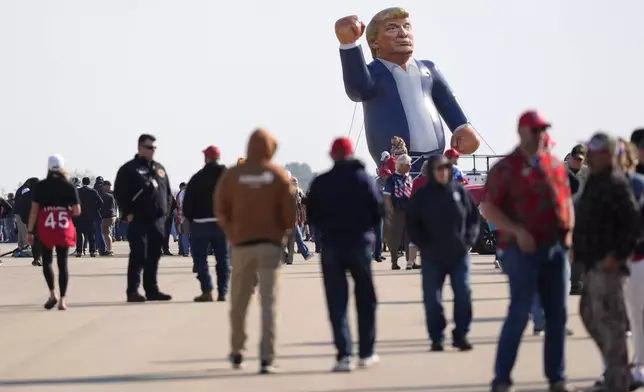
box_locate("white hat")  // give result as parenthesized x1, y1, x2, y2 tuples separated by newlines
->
(380, 151, 390, 161)
(47, 154, 65, 171)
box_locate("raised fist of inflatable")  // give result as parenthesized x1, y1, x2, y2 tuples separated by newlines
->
(450, 125, 480, 155)
(335, 15, 365, 45)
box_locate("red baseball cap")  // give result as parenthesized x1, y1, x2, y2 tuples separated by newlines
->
(330, 137, 354, 159)
(444, 148, 460, 159)
(203, 145, 221, 160)
(518, 110, 551, 129)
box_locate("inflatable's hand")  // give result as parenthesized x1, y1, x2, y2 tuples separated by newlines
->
(335, 15, 365, 45)
(450, 125, 480, 155)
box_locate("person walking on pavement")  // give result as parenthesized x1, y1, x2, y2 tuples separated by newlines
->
(98, 181, 117, 256)
(15, 177, 40, 262)
(215, 128, 296, 374)
(481, 110, 575, 392)
(305, 137, 382, 372)
(574, 133, 640, 392)
(14, 177, 39, 254)
(26, 154, 81, 310)
(406, 154, 480, 352)
(162, 194, 177, 256)
(175, 182, 190, 257)
(76, 177, 103, 258)
(93, 176, 107, 254)
(383, 154, 413, 270)
(114, 134, 173, 303)
(182, 145, 230, 302)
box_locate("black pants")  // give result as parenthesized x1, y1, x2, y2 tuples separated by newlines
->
(321, 244, 377, 360)
(127, 219, 164, 295)
(162, 213, 174, 253)
(76, 219, 96, 254)
(32, 232, 42, 262)
(42, 244, 70, 296)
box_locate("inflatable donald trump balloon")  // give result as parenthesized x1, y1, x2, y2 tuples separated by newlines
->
(335, 7, 480, 169)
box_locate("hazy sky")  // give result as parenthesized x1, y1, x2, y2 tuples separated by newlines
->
(1, 0, 643, 191)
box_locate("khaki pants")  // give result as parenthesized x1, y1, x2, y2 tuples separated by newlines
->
(101, 218, 115, 251)
(15, 215, 28, 249)
(230, 243, 281, 363)
(386, 208, 408, 264)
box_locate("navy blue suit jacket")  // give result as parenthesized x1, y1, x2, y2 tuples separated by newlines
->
(339, 46, 469, 165)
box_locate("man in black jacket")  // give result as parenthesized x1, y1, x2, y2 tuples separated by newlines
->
(574, 133, 640, 391)
(14, 178, 39, 253)
(305, 138, 383, 372)
(77, 177, 103, 257)
(114, 134, 173, 302)
(99, 181, 117, 256)
(15, 177, 41, 264)
(406, 155, 480, 352)
(183, 146, 229, 302)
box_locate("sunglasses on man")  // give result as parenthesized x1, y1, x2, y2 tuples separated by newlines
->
(140, 144, 157, 151)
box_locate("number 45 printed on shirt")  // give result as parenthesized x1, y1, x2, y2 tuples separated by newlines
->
(44, 210, 70, 229)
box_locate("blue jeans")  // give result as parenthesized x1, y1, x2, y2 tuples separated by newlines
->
(294, 225, 309, 256)
(321, 244, 377, 360)
(373, 220, 383, 259)
(170, 220, 179, 241)
(190, 222, 230, 296)
(95, 219, 106, 253)
(532, 266, 571, 331)
(421, 254, 472, 343)
(179, 233, 190, 255)
(531, 293, 545, 331)
(492, 244, 569, 387)
(117, 220, 129, 238)
(2, 216, 16, 242)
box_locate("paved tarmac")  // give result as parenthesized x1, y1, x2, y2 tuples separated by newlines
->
(0, 241, 605, 392)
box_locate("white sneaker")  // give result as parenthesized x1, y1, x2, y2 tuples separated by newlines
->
(358, 354, 380, 368)
(332, 357, 354, 372)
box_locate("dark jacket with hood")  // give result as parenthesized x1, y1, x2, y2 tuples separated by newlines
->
(406, 156, 480, 264)
(183, 162, 227, 223)
(214, 129, 296, 246)
(15, 177, 40, 222)
(306, 158, 384, 247)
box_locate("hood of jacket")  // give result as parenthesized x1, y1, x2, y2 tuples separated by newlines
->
(424, 156, 454, 190)
(246, 129, 277, 163)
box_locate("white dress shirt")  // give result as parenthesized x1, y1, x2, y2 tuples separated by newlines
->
(340, 43, 463, 153)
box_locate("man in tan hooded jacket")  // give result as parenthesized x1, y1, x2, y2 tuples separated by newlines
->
(214, 128, 296, 374)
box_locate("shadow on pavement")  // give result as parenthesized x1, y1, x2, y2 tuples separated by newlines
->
(0, 368, 331, 387)
(0, 300, 197, 311)
(303, 377, 597, 392)
(281, 335, 590, 349)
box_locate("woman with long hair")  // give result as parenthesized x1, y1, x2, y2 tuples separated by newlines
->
(26, 154, 81, 310)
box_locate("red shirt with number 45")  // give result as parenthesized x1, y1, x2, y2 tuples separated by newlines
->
(38, 207, 76, 248)
(32, 176, 80, 249)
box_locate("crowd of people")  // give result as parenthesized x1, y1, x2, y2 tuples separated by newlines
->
(3, 109, 644, 391)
